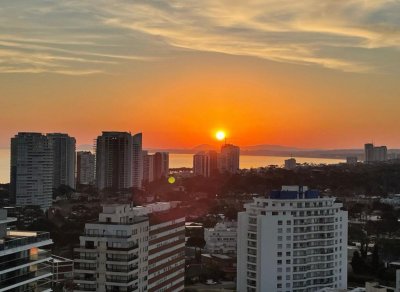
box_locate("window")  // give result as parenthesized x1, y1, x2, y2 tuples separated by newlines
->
(278, 221, 283, 225)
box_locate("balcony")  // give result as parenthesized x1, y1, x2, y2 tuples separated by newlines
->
(106, 265, 138, 272)
(0, 265, 52, 290)
(106, 255, 138, 263)
(0, 250, 51, 270)
(0, 231, 51, 251)
(107, 243, 138, 251)
(105, 275, 138, 284)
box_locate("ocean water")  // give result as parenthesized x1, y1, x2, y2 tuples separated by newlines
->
(0, 149, 343, 183)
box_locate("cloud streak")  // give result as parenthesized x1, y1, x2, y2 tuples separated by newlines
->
(1, 0, 400, 74)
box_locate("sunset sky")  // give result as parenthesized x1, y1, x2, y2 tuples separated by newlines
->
(1, 0, 400, 149)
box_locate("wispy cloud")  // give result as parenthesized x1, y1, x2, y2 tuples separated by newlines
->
(1, 0, 400, 74)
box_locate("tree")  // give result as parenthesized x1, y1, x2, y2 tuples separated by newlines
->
(53, 184, 75, 199)
(351, 251, 364, 274)
(372, 244, 380, 273)
(187, 237, 206, 252)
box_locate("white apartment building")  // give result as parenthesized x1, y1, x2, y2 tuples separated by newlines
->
(237, 186, 348, 292)
(0, 209, 53, 291)
(10, 132, 53, 210)
(74, 202, 185, 292)
(204, 221, 237, 255)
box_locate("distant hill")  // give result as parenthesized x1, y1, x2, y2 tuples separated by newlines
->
(242, 144, 304, 152)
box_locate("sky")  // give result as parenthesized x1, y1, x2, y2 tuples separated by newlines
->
(1, 0, 400, 149)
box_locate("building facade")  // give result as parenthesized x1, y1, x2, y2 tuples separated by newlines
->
(0, 209, 53, 291)
(204, 221, 237, 255)
(47, 133, 76, 189)
(10, 132, 53, 209)
(74, 202, 185, 292)
(284, 158, 297, 170)
(365, 143, 387, 163)
(219, 144, 240, 174)
(76, 151, 95, 185)
(237, 186, 348, 292)
(132, 133, 143, 190)
(193, 152, 210, 177)
(153, 152, 169, 180)
(193, 151, 219, 177)
(95, 132, 133, 190)
(142, 151, 155, 184)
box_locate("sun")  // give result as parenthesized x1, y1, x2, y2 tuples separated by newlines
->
(215, 130, 226, 141)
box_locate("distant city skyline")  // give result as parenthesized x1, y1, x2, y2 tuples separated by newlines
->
(1, 1, 400, 149)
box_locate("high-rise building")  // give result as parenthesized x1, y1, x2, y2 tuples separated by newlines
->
(193, 152, 210, 177)
(365, 143, 387, 163)
(208, 150, 219, 176)
(95, 132, 133, 190)
(47, 133, 76, 189)
(374, 146, 387, 162)
(153, 152, 169, 180)
(10, 132, 53, 209)
(284, 158, 297, 170)
(142, 151, 155, 184)
(73, 202, 185, 292)
(219, 144, 240, 174)
(237, 186, 348, 292)
(0, 208, 54, 291)
(77, 151, 95, 185)
(193, 151, 219, 177)
(132, 133, 143, 189)
(364, 143, 374, 163)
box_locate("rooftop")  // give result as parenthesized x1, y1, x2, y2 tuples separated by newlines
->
(269, 185, 319, 200)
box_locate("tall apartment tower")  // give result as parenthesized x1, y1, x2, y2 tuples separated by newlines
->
(132, 133, 143, 189)
(74, 202, 185, 292)
(77, 151, 95, 185)
(142, 151, 155, 184)
(153, 152, 169, 180)
(193, 152, 210, 177)
(374, 146, 387, 162)
(237, 186, 348, 292)
(364, 143, 375, 163)
(47, 133, 76, 189)
(193, 151, 219, 177)
(364, 143, 388, 163)
(219, 144, 240, 174)
(0, 208, 54, 291)
(10, 132, 53, 209)
(95, 132, 133, 190)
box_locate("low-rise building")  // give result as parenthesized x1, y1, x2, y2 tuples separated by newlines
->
(204, 221, 237, 255)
